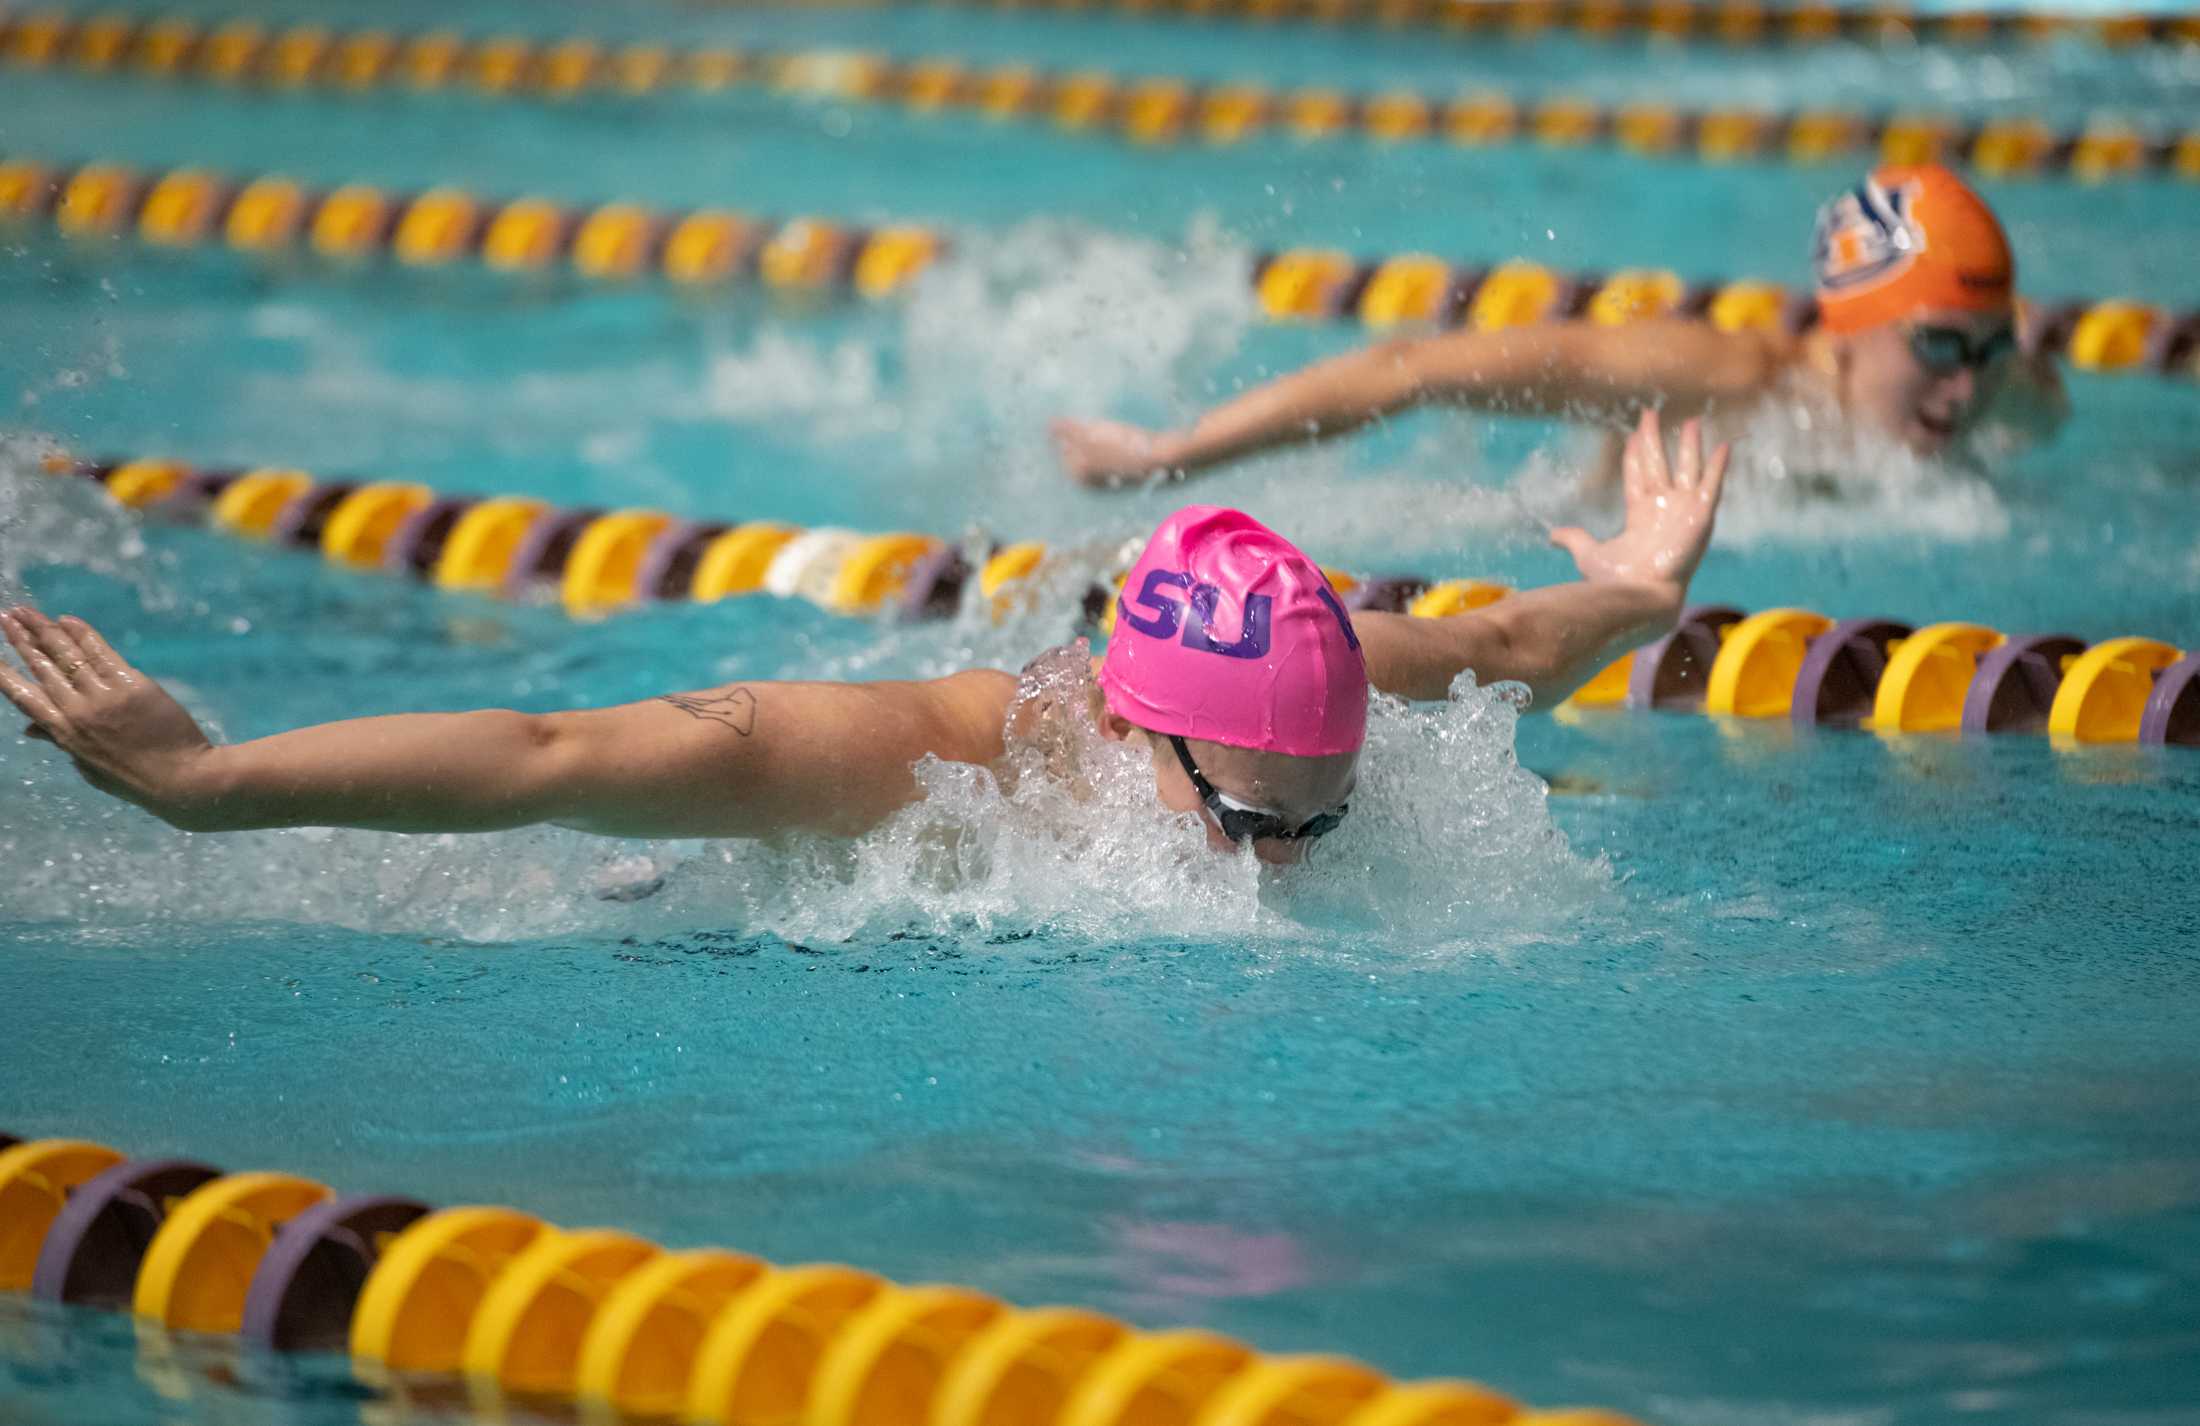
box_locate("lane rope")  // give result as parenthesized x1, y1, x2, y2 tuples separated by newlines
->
(3, 147, 2192, 385)
(1249, 248, 2200, 382)
(6, 12, 2196, 185)
(844, 71, 2200, 187)
(0, 129, 2187, 384)
(0, 1132, 1628, 1426)
(836, 1, 2200, 49)
(40, 456, 2200, 744)
(1566, 603, 2199, 746)
(0, 151, 944, 297)
(43, 451, 1472, 623)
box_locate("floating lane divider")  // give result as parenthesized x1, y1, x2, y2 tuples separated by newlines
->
(1249, 250, 2200, 383)
(45, 452, 1482, 624)
(0, 1131, 1624, 1426)
(0, 151, 944, 298)
(8, 145, 2182, 384)
(1564, 603, 2200, 746)
(761, 59, 2200, 187)
(58, 449, 1516, 639)
(6, 13, 2195, 185)
(47, 455, 953, 619)
(40, 456, 2200, 746)
(4, 5, 2193, 90)
(898, 1, 2200, 49)
(785, 55, 2195, 186)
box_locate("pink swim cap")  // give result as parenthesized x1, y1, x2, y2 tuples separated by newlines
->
(1099, 506, 1368, 757)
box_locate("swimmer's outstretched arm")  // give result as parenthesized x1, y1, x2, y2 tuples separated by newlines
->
(1054, 318, 1777, 489)
(0, 611, 1016, 839)
(1354, 410, 1728, 707)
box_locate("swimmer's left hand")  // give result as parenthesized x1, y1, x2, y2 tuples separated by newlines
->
(0, 607, 218, 822)
(1548, 409, 1729, 606)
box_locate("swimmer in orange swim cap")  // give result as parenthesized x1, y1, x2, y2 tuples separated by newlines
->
(1807, 165, 2035, 453)
(1053, 164, 2065, 492)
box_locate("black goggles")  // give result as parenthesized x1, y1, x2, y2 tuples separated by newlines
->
(1168, 735, 1348, 845)
(1907, 323, 2017, 375)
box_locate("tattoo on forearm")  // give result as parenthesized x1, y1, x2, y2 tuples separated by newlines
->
(659, 686, 758, 736)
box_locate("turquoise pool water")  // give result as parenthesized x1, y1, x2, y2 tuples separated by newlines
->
(4, 3, 2200, 1423)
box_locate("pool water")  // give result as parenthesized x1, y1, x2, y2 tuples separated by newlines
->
(4, 2, 2200, 1424)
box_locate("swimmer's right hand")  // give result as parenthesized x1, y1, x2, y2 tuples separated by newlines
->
(1050, 417, 1177, 490)
(0, 606, 221, 829)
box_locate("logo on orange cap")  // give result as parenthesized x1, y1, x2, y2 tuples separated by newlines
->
(1811, 165, 2014, 334)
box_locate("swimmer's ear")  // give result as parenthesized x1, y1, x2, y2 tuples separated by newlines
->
(1098, 711, 1140, 745)
(1822, 332, 1853, 381)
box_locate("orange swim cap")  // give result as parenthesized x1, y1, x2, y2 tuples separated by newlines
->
(1810, 165, 2014, 334)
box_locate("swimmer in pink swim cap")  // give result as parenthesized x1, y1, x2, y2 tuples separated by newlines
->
(4, 413, 1725, 866)
(1089, 503, 1367, 857)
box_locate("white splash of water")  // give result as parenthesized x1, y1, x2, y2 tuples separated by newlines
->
(0, 787, 660, 943)
(1233, 453, 1563, 566)
(0, 437, 170, 610)
(900, 215, 1251, 464)
(1710, 394, 2012, 546)
(697, 326, 894, 434)
(1082, 388, 2014, 589)
(1258, 398, 2014, 561)
(696, 216, 1255, 526)
(1275, 673, 1612, 950)
(702, 658, 1608, 955)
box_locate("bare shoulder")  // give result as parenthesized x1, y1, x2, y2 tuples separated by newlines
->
(1402, 318, 1788, 414)
(992, 643, 1109, 766)
(1598, 318, 1791, 391)
(920, 667, 1019, 764)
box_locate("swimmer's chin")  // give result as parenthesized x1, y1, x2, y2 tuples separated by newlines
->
(1903, 411, 1964, 455)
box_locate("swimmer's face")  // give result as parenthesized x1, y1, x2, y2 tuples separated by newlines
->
(1836, 306, 2017, 455)
(1105, 718, 1359, 866)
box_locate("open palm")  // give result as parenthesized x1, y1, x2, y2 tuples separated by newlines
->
(1549, 410, 1729, 599)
